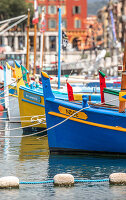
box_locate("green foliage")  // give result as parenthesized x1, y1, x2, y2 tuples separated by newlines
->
(0, 0, 33, 20)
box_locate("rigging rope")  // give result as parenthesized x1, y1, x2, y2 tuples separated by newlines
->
(37, 96, 120, 140)
(0, 118, 46, 132)
(0, 95, 18, 106)
(0, 79, 18, 96)
(0, 96, 119, 138)
(0, 114, 46, 120)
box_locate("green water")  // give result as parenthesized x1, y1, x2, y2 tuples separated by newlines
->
(1, 122, 126, 200)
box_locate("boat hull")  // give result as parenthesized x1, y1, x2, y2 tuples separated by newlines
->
(45, 99, 126, 154)
(0, 83, 5, 107)
(18, 86, 46, 132)
(8, 95, 20, 122)
(41, 71, 126, 155)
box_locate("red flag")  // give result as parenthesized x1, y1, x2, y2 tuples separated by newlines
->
(67, 82, 74, 101)
(99, 70, 106, 103)
(0, 104, 4, 111)
(32, 0, 39, 24)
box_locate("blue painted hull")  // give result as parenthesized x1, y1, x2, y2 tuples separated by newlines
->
(45, 99, 126, 154)
(0, 84, 5, 107)
(41, 72, 126, 154)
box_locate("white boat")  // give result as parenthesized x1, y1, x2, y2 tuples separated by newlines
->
(4, 62, 20, 122)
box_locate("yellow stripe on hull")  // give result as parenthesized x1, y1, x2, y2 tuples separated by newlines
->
(9, 94, 18, 98)
(48, 111, 126, 132)
(18, 89, 46, 128)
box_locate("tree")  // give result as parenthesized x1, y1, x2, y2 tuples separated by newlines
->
(0, 0, 33, 20)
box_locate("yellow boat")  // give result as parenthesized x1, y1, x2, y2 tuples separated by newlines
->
(15, 61, 46, 133)
(14, 61, 100, 133)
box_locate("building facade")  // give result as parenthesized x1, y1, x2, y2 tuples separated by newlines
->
(26, 0, 87, 50)
(97, 0, 126, 49)
(0, 0, 88, 65)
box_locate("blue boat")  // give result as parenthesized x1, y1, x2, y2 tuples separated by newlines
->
(41, 71, 126, 155)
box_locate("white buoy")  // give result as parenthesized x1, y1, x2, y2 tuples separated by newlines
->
(53, 174, 74, 186)
(109, 173, 126, 185)
(0, 176, 19, 188)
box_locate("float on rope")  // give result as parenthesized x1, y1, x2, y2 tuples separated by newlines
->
(1, 173, 126, 189)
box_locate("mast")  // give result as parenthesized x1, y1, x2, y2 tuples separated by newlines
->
(40, 8, 45, 71)
(119, 39, 126, 113)
(26, 9, 30, 74)
(58, 7, 61, 89)
(33, 23, 37, 76)
(32, 0, 39, 76)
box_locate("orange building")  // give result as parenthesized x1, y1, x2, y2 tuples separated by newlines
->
(77, 16, 103, 50)
(26, 0, 88, 50)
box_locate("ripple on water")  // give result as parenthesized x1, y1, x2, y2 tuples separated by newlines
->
(0, 121, 126, 199)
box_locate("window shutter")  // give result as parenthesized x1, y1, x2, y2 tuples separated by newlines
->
(73, 6, 75, 14)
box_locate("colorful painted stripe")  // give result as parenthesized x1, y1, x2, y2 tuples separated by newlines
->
(48, 112, 126, 132)
(22, 99, 45, 107)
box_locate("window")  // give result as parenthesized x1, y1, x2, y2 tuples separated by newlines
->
(48, 19, 56, 29)
(18, 36, 25, 50)
(49, 36, 56, 51)
(48, 6, 57, 14)
(74, 19, 81, 28)
(73, 6, 81, 14)
(8, 36, 14, 49)
(0, 36, 2, 46)
(38, 6, 46, 14)
(61, 5, 66, 15)
(29, 36, 34, 51)
(62, 19, 67, 28)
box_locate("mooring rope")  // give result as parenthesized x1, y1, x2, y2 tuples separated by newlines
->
(0, 93, 17, 100)
(0, 96, 18, 106)
(0, 123, 48, 137)
(0, 78, 19, 96)
(0, 119, 46, 132)
(0, 96, 119, 138)
(0, 107, 20, 113)
(37, 96, 120, 140)
(0, 114, 46, 120)
(19, 178, 109, 184)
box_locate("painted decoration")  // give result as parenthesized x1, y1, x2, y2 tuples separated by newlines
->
(58, 106, 88, 120)
(23, 91, 41, 103)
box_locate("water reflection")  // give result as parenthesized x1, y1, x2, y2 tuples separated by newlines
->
(19, 136, 49, 161)
(1, 119, 126, 199)
(3, 121, 10, 159)
(47, 154, 126, 180)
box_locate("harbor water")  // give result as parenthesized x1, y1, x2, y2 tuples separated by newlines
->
(1, 121, 126, 199)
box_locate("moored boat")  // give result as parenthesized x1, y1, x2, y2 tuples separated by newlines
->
(15, 61, 102, 133)
(15, 61, 69, 133)
(41, 70, 126, 155)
